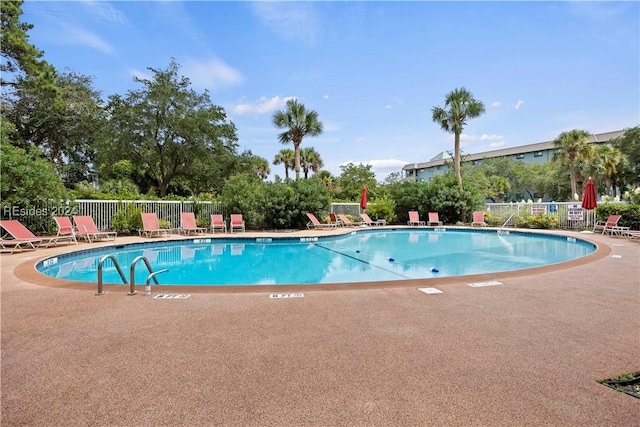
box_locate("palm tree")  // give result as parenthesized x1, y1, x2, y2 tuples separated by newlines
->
(272, 99, 323, 180)
(252, 156, 271, 180)
(594, 144, 627, 197)
(273, 148, 295, 181)
(431, 87, 485, 188)
(300, 146, 324, 179)
(552, 129, 593, 198)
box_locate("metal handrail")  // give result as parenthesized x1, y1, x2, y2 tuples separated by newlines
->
(499, 213, 515, 231)
(145, 269, 169, 295)
(97, 255, 127, 296)
(128, 256, 160, 295)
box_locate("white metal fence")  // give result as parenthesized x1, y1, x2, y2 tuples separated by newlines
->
(0, 199, 607, 232)
(484, 202, 598, 229)
(72, 200, 224, 230)
(330, 202, 601, 229)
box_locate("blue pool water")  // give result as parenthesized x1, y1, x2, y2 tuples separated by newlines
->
(37, 229, 596, 286)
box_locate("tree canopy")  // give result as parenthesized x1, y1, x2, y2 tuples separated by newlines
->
(272, 99, 323, 180)
(102, 59, 239, 196)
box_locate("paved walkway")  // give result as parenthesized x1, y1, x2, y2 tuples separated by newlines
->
(1, 228, 638, 426)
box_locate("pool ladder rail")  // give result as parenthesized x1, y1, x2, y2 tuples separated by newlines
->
(96, 255, 168, 296)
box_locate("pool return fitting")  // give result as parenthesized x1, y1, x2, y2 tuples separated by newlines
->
(96, 255, 168, 296)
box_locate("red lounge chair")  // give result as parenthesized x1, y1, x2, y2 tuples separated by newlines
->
(53, 216, 78, 243)
(139, 213, 170, 238)
(338, 214, 361, 227)
(230, 214, 245, 233)
(179, 212, 206, 235)
(329, 213, 341, 226)
(360, 213, 385, 226)
(471, 211, 487, 227)
(306, 213, 337, 229)
(73, 216, 117, 243)
(593, 214, 622, 235)
(407, 211, 425, 226)
(210, 214, 227, 233)
(427, 212, 443, 226)
(0, 219, 73, 250)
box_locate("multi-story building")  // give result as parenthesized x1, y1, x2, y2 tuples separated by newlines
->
(403, 130, 626, 183)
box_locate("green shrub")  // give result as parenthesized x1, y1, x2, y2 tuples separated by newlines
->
(110, 204, 143, 234)
(517, 214, 560, 229)
(366, 196, 396, 223)
(596, 203, 640, 229)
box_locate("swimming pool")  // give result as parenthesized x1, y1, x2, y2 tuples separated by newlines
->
(37, 229, 596, 286)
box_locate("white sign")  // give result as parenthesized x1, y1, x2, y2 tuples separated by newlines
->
(567, 206, 584, 221)
(467, 281, 503, 288)
(270, 293, 304, 299)
(531, 206, 547, 215)
(153, 294, 191, 299)
(418, 287, 443, 294)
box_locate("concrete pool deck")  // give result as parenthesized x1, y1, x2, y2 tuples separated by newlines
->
(1, 227, 639, 426)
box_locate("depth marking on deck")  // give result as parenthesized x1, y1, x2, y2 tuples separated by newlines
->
(611, 255, 623, 259)
(467, 281, 503, 288)
(418, 287, 443, 294)
(153, 294, 191, 299)
(270, 293, 304, 299)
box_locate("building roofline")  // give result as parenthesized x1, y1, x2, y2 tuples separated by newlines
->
(403, 129, 627, 171)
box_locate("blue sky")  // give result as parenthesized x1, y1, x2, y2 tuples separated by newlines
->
(22, 1, 640, 181)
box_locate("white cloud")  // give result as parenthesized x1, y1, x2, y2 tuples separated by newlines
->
(323, 94, 329, 99)
(384, 104, 392, 109)
(489, 141, 506, 148)
(252, 2, 319, 44)
(233, 96, 295, 115)
(514, 100, 525, 110)
(62, 24, 114, 53)
(182, 58, 243, 91)
(355, 137, 365, 143)
(480, 134, 504, 141)
(81, 0, 128, 25)
(492, 101, 501, 107)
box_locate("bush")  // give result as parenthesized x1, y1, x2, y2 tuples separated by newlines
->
(596, 203, 640, 230)
(517, 214, 560, 229)
(366, 196, 396, 223)
(262, 178, 332, 229)
(110, 204, 143, 234)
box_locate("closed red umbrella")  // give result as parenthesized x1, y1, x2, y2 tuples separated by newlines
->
(359, 185, 368, 210)
(581, 177, 597, 210)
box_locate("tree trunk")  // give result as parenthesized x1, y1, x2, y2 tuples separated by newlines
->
(294, 141, 301, 180)
(569, 160, 577, 199)
(454, 132, 462, 188)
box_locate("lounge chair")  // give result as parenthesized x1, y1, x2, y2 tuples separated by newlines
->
(338, 214, 361, 227)
(53, 216, 78, 244)
(139, 213, 171, 238)
(179, 212, 207, 235)
(210, 214, 227, 233)
(471, 211, 487, 227)
(427, 212, 443, 226)
(73, 216, 118, 243)
(230, 214, 245, 233)
(360, 213, 385, 226)
(306, 213, 337, 229)
(407, 211, 425, 226)
(329, 213, 341, 226)
(0, 237, 41, 254)
(593, 214, 622, 235)
(0, 219, 72, 250)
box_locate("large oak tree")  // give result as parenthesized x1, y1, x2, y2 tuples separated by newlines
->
(104, 59, 238, 196)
